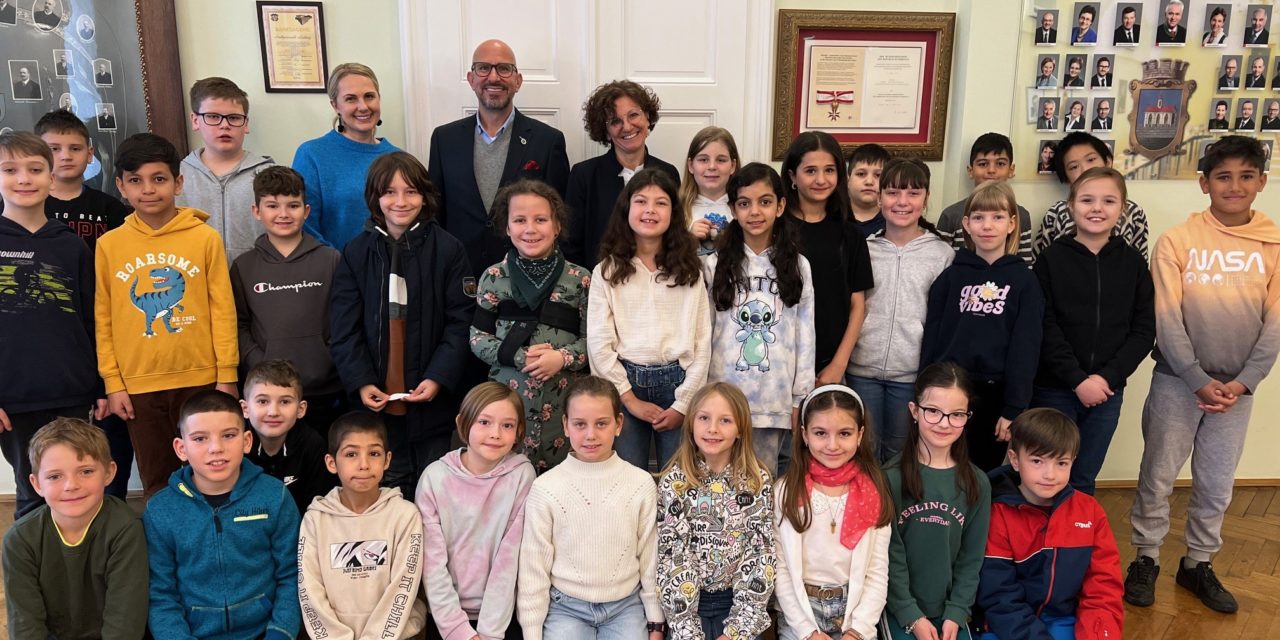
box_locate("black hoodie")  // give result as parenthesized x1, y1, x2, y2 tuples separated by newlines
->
(1033, 236, 1155, 391)
(230, 232, 342, 395)
(0, 217, 99, 412)
(921, 249, 1044, 419)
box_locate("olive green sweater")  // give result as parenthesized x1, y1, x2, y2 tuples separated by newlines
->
(883, 454, 991, 628)
(3, 495, 148, 639)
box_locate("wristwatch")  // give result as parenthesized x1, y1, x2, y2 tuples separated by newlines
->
(647, 621, 668, 634)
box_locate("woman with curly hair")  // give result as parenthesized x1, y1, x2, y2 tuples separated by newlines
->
(564, 80, 680, 270)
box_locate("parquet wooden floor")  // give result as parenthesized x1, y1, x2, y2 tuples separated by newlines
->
(0, 488, 1276, 639)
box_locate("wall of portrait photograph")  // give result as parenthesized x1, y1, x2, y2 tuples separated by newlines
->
(1017, 0, 1277, 180)
(0, 0, 148, 195)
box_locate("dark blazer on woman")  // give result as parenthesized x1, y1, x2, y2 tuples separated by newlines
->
(563, 148, 679, 270)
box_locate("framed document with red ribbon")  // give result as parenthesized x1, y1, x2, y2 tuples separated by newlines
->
(771, 10, 956, 161)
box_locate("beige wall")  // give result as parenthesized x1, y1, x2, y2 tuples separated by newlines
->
(174, 0, 406, 166)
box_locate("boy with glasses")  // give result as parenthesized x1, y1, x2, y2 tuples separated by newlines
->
(178, 77, 275, 260)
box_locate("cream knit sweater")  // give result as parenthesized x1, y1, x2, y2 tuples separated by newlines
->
(517, 452, 662, 640)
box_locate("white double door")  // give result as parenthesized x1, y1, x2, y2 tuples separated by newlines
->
(401, 0, 774, 167)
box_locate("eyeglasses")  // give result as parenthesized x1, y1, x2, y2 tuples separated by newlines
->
(471, 62, 518, 78)
(917, 405, 972, 428)
(195, 112, 248, 127)
(607, 110, 647, 129)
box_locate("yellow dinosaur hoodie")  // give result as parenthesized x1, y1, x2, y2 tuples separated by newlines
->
(95, 207, 238, 394)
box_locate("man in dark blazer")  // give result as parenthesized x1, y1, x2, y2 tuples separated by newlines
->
(33, 0, 59, 30)
(1235, 101, 1257, 130)
(1244, 7, 1270, 46)
(1262, 100, 1280, 131)
(427, 39, 570, 280)
(1155, 0, 1187, 44)
(1245, 56, 1267, 89)
(96, 105, 115, 129)
(1091, 56, 1112, 87)
(1219, 57, 1240, 90)
(1036, 11, 1058, 44)
(0, 0, 16, 25)
(94, 62, 112, 85)
(1114, 6, 1140, 44)
(55, 53, 71, 77)
(11, 67, 40, 99)
(1092, 99, 1113, 131)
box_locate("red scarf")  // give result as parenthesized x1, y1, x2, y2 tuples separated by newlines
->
(805, 458, 880, 550)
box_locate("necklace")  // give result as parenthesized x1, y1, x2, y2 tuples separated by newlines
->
(817, 490, 846, 533)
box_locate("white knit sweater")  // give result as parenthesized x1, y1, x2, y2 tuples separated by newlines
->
(517, 452, 663, 640)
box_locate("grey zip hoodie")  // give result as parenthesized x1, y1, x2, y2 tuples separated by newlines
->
(178, 149, 274, 260)
(848, 231, 955, 382)
(230, 232, 342, 394)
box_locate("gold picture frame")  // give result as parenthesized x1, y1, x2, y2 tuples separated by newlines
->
(772, 10, 956, 161)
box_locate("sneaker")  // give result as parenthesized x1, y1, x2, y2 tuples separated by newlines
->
(1175, 558, 1238, 613)
(1123, 556, 1159, 606)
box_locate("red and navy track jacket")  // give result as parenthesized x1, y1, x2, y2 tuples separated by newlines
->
(975, 467, 1124, 640)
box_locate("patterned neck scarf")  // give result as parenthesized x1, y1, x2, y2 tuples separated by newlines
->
(805, 458, 881, 549)
(508, 247, 564, 310)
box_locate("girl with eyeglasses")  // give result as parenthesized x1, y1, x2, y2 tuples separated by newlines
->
(880, 362, 991, 640)
(920, 181, 1044, 471)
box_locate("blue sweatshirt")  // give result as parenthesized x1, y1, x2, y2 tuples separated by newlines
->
(292, 130, 398, 249)
(143, 459, 301, 640)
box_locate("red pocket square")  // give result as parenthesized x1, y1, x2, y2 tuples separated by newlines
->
(523, 160, 540, 171)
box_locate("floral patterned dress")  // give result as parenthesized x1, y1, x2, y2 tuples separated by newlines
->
(470, 258, 590, 471)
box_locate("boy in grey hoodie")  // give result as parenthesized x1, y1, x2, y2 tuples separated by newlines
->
(178, 77, 274, 260)
(230, 167, 344, 433)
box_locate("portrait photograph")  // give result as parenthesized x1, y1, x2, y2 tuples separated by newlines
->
(52, 48, 72, 78)
(1235, 98, 1258, 130)
(57, 91, 77, 112)
(1244, 4, 1271, 47)
(1219, 54, 1242, 91)
(1155, 0, 1189, 46)
(93, 58, 113, 87)
(1069, 2, 1099, 45)
(1037, 140, 1057, 174)
(0, 0, 15, 26)
(1034, 53, 1060, 89)
(1035, 9, 1059, 45)
(8, 59, 42, 101)
(1064, 99, 1088, 131)
(75, 14, 94, 41)
(30, 0, 62, 32)
(1208, 98, 1232, 131)
(1261, 99, 1280, 130)
(1091, 97, 1114, 131)
(1063, 56, 1087, 88)
(95, 102, 116, 131)
(1245, 54, 1269, 90)
(1114, 3, 1143, 45)
(1037, 96, 1061, 132)
(1091, 54, 1114, 89)
(1201, 4, 1230, 46)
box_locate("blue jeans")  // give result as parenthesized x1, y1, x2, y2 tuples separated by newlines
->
(807, 589, 848, 637)
(977, 614, 1075, 640)
(847, 375, 915, 462)
(751, 428, 788, 476)
(698, 589, 745, 640)
(544, 585, 647, 640)
(616, 360, 684, 471)
(1031, 386, 1125, 495)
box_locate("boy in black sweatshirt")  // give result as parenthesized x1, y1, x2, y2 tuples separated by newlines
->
(241, 359, 335, 514)
(230, 166, 344, 435)
(1031, 167, 1154, 495)
(0, 131, 103, 517)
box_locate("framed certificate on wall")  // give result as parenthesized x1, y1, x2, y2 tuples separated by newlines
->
(772, 10, 956, 161)
(256, 1, 328, 93)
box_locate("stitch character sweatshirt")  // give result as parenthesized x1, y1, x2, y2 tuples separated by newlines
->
(920, 249, 1044, 420)
(416, 450, 535, 640)
(95, 207, 238, 394)
(702, 247, 816, 430)
(1151, 209, 1280, 392)
(298, 487, 426, 640)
